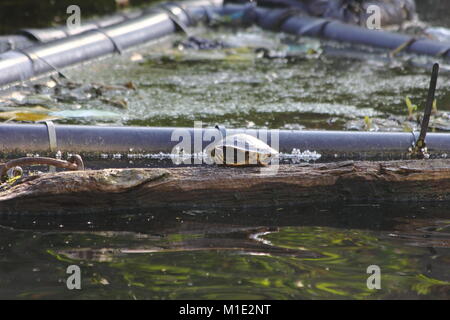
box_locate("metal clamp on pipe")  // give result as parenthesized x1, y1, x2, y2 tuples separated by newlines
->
(16, 48, 69, 79)
(92, 28, 124, 55)
(156, 4, 192, 35)
(160, 2, 195, 27)
(45, 120, 58, 172)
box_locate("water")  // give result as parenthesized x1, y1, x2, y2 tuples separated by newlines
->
(1, 1, 450, 299)
(4, 27, 450, 131)
(0, 204, 449, 299)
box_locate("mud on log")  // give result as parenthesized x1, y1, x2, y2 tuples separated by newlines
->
(1, 160, 450, 214)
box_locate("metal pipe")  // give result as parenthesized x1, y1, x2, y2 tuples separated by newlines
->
(1, 123, 450, 161)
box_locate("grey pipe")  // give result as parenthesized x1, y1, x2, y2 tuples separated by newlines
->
(219, 4, 450, 59)
(0, 10, 145, 54)
(0, 0, 223, 87)
(1, 123, 450, 161)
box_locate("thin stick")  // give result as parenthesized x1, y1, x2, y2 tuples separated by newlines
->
(416, 63, 439, 149)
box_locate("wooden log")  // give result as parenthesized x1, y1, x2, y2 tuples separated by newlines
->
(2, 159, 450, 214)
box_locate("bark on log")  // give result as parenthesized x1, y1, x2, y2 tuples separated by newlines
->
(2, 159, 450, 214)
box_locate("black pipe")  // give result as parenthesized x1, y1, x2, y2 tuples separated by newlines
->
(0, 0, 222, 87)
(2, 123, 450, 162)
(218, 4, 450, 59)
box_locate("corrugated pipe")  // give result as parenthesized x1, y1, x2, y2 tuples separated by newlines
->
(0, 0, 223, 87)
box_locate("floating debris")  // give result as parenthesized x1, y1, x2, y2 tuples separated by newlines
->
(345, 116, 418, 132)
(130, 52, 144, 62)
(0, 77, 136, 124)
(0, 109, 59, 122)
(18, 94, 55, 106)
(101, 97, 128, 109)
(49, 109, 121, 120)
(175, 36, 230, 51)
(425, 27, 450, 42)
(255, 41, 322, 60)
(345, 95, 450, 132)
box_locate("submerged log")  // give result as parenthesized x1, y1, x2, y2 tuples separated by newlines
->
(2, 159, 450, 214)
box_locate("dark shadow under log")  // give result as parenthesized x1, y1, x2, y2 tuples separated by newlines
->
(2, 159, 450, 214)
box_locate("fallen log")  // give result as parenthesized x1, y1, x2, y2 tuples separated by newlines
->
(2, 159, 450, 214)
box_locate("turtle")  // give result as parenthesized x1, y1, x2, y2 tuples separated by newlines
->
(206, 133, 278, 166)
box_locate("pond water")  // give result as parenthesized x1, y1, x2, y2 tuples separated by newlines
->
(0, 204, 449, 299)
(1, 1, 450, 299)
(3, 26, 450, 132)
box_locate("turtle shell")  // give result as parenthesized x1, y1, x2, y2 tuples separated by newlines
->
(207, 133, 278, 166)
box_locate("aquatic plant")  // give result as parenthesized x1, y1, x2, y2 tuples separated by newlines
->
(405, 96, 418, 121)
(363, 116, 372, 131)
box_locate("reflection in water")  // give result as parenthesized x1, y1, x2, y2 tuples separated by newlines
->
(0, 203, 449, 299)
